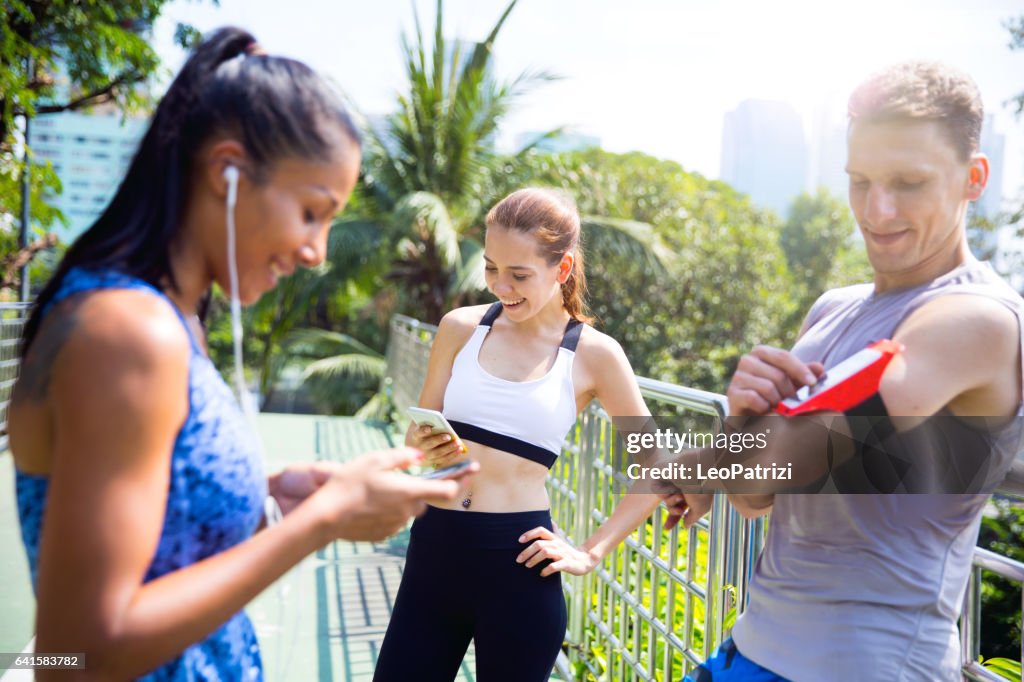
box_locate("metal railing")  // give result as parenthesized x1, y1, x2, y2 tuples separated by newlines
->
(0, 303, 30, 453)
(384, 315, 437, 416)
(0, 306, 1018, 678)
(384, 316, 759, 677)
(962, 547, 1024, 682)
(384, 313, 1023, 681)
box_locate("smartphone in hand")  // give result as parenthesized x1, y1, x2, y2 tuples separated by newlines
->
(419, 459, 477, 480)
(405, 406, 467, 453)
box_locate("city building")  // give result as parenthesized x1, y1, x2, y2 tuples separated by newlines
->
(720, 99, 808, 217)
(29, 105, 147, 243)
(809, 102, 848, 202)
(978, 113, 1005, 220)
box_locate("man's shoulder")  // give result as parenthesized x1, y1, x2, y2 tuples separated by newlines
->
(903, 293, 1018, 341)
(902, 260, 1024, 333)
(940, 260, 1024, 307)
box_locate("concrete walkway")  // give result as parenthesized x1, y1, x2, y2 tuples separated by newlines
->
(250, 413, 480, 682)
(0, 453, 35, 659)
(0, 414, 483, 681)
(0, 413, 572, 680)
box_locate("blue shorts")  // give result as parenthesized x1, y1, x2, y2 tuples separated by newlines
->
(683, 638, 790, 682)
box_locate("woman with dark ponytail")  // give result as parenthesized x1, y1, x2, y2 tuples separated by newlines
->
(8, 27, 472, 681)
(374, 188, 710, 681)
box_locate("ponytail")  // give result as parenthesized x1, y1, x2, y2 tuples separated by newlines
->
(560, 244, 590, 323)
(21, 27, 360, 357)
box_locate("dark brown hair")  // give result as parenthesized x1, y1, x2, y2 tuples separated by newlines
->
(847, 60, 983, 161)
(485, 188, 591, 322)
(21, 27, 360, 357)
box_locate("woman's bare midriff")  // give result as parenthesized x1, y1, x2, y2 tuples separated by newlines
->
(429, 439, 552, 512)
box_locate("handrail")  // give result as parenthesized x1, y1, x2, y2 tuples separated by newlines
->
(3, 310, 1016, 679)
(0, 303, 30, 453)
(962, 549, 1024, 682)
(384, 313, 1024, 681)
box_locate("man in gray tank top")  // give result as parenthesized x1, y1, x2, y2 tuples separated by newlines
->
(677, 62, 1024, 682)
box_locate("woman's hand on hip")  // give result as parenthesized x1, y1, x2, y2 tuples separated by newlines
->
(516, 526, 599, 577)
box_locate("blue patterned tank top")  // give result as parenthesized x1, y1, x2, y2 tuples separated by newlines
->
(15, 267, 267, 681)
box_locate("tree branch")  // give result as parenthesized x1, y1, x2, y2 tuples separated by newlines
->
(1, 233, 58, 290)
(34, 71, 142, 115)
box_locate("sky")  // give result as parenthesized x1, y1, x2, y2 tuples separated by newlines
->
(152, 0, 1024, 208)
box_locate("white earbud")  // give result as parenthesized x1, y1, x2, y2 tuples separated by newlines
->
(223, 165, 239, 210)
(221, 163, 254, 423)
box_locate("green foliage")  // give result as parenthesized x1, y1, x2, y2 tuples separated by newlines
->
(359, 0, 554, 220)
(977, 498, 1024, 660)
(780, 188, 871, 326)
(500, 147, 800, 391)
(1008, 15, 1024, 117)
(352, 0, 563, 323)
(385, 191, 485, 322)
(970, 200, 1024, 281)
(0, 0, 213, 295)
(1002, 15, 1024, 280)
(981, 656, 1022, 681)
(205, 218, 391, 410)
(286, 328, 386, 416)
(967, 208, 1004, 262)
(0, 155, 65, 296)
(554, 430, 718, 681)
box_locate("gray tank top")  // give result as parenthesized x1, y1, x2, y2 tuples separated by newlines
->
(731, 259, 1024, 682)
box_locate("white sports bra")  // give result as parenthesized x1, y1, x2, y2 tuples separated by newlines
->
(442, 302, 583, 468)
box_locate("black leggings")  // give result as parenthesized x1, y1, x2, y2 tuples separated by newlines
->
(373, 506, 567, 682)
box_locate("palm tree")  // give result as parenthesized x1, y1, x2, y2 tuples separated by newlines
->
(289, 0, 674, 416)
(385, 191, 486, 323)
(286, 327, 388, 418)
(358, 0, 560, 323)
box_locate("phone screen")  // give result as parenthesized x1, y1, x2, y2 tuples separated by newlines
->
(420, 459, 475, 480)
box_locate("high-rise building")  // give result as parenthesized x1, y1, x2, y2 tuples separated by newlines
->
(29, 105, 146, 243)
(978, 113, 1005, 220)
(809, 104, 849, 202)
(720, 99, 808, 217)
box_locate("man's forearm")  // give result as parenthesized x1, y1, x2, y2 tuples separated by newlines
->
(635, 411, 855, 495)
(727, 493, 774, 519)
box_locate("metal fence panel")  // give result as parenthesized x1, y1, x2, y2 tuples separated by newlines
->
(383, 314, 1023, 682)
(1, 309, 1020, 680)
(0, 303, 30, 453)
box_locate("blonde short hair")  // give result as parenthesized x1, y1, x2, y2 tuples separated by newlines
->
(847, 61, 983, 161)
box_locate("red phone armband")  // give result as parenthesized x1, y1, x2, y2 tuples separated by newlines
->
(775, 339, 902, 417)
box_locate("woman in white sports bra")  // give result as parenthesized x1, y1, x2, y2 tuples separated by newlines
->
(373, 188, 710, 682)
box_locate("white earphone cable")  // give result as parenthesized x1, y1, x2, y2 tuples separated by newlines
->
(224, 167, 301, 680)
